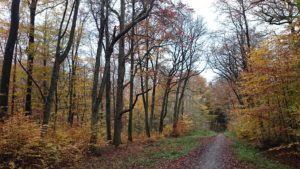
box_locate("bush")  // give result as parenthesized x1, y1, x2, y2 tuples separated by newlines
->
(0, 113, 55, 168)
(0, 113, 89, 168)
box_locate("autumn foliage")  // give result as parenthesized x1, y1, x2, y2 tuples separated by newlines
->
(232, 30, 300, 147)
(0, 113, 91, 168)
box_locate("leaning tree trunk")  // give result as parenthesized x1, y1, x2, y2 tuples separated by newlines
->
(0, 0, 21, 119)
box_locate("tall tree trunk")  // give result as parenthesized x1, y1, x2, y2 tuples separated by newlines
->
(105, 1, 112, 140)
(82, 65, 87, 125)
(68, 48, 76, 126)
(25, 0, 38, 116)
(140, 44, 150, 137)
(159, 79, 171, 133)
(68, 51, 75, 126)
(54, 80, 59, 131)
(172, 79, 182, 136)
(11, 43, 18, 114)
(105, 60, 112, 141)
(42, 60, 60, 133)
(113, 0, 126, 146)
(90, 37, 103, 143)
(112, 61, 116, 117)
(172, 55, 185, 136)
(150, 53, 159, 130)
(41, 0, 80, 137)
(105, 0, 112, 140)
(173, 71, 191, 135)
(42, 13, 49, 98)
(90, 0, 106, 144)
(68, 22, 83, 126)
(140, 65, 151, 137)
(128, 0, 135, 142)
(144, 20, 150, 137)
(0, 0, 21, 119)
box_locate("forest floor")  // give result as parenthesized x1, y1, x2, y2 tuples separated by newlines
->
(73, 131, 296, 169)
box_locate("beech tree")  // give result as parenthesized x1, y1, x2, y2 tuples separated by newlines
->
(111, 0, 155, 146)
(24, 0, 38, 116)
(252, 0, 299, 32)
(41, 0, 80, 136)
(0, 0, 21, 119)
(171, 15, 206, 136)
(209, 0, 260, 106)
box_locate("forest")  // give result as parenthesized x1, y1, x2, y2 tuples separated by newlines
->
(0, 0, 299, 168)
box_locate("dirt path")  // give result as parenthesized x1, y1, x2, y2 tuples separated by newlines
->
(159, 133, 256, 169)
(193, 134, 230, 168)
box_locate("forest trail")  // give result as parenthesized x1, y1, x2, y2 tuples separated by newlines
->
(160, 133, 256, 169)
(192, 134, 231, 169)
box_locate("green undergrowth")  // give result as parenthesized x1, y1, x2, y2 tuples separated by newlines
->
(99, 129, 216, 169)
(134, 130, 216, 168)
(225, 131, 291, 169)
(143, 130, 215, 163)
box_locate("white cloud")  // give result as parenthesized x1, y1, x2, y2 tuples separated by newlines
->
(181, 0, 219, 30)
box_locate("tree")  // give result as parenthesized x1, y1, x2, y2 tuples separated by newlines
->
(88, 0, 155, 146)
(24, 0, 38, 116)
(41, 0, 80, 136)
(252, 0, 299, 32)
(111, 0, 155, 146)
(209, 0, 261, 105)
(68, 19, 85, 126)
(236, 33, 300, 146)
(171, 15, 206, 136)
(0, 0, 21, 119)
(128, 0, 136, 142)
(89, 0, 106, 144)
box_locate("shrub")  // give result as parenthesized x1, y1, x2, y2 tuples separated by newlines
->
(0, 113, 89, 168)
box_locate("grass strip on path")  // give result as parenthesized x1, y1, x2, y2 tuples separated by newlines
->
(109, 130, 216, 169)
(136, 130, 216, 167)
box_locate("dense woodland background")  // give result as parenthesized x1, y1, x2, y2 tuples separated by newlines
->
(0, 0, 299, 168)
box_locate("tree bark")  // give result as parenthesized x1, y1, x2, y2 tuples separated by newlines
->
(0, 0, 21, 119)
(128, 0, 135, 142)
(41, 0, 80, 137)
(150, 52, 159, 130)
(140, 64, 151, 137)
(113, 0, 126, 146)
(105, 0, 112, 141)
(25, 0, 38, 116)
(144, 20, 150, 137)
(159, 79, 172, 133)
(89, 0, 107, 144)
(11, 43, 18, 114)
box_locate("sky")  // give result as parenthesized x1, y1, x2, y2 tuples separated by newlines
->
(181, 0, 218, 82)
